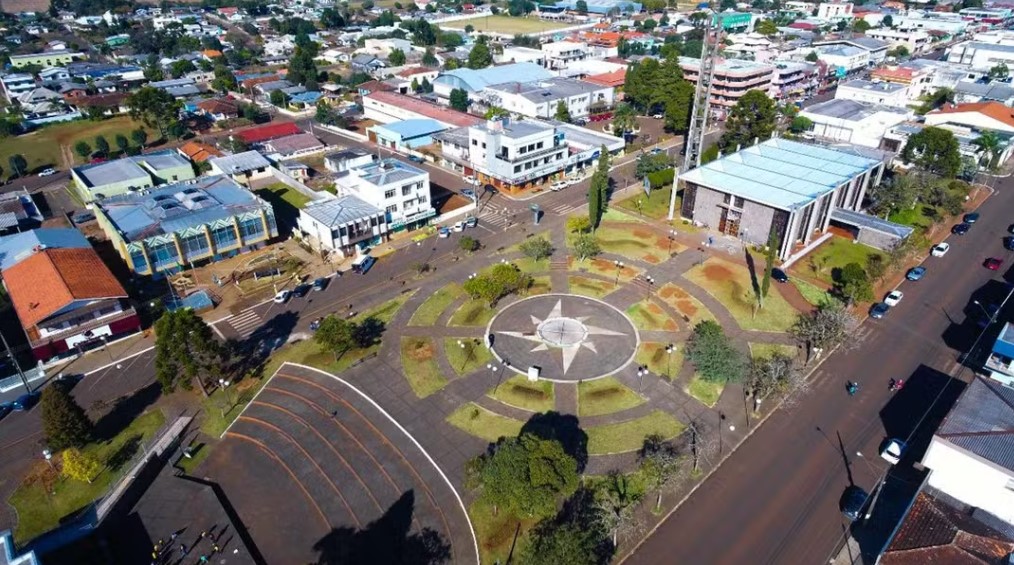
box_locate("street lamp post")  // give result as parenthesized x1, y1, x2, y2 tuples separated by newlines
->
(458, 339, 477, 372)
(42, 448, 53, 469)
(637, 365, 648, 392)
(614, 260, 624, 285)
(665, 344, 675, 380)
(486, 363, 500, 391)
(645, 275, 655, 299)
(668, 229, 677, 256)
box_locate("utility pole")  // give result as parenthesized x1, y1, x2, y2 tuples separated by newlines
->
(0, 329, 31, 393)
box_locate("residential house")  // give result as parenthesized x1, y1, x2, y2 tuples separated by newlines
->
(324, 149, 375, 173)
(17, 87, 79, 125)
(540, 41, 589, 70)
(0, 73, 35, 101)
(335, 158, 434, 231)
(368, 119, 446, 150)
(954, 80, 1014, 105)
(177, 141, 222, 163)
(926, 101, 1014, 134)
(208, 151, 273, 186)
(351, 54, 387, 74)
(195, 98, 239, 121)
(0, 189, 42, 235)
(261, 133, 326, 160)
(480, 77, 615, 119)
(297, 195, 389, 257)
(235, 122, 303, 146)
(363, 91, 483, 128)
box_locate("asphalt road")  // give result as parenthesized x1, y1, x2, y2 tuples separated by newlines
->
(626, 177, 1010, 564)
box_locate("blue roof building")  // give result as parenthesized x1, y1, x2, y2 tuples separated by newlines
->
(680, 138, 887, 261)
(93, 175, 278, 277)
(368, 119, 447, 150)
(986, 323, 1014, 385)
(433, 62, 553, 96)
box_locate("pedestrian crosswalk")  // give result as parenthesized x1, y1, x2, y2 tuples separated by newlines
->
(549, 202, 582, 215)
(477, 203, 516, 229)
(228, 310, 263, 337)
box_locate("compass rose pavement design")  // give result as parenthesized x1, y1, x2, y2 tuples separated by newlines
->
(487, 294, 639, 382)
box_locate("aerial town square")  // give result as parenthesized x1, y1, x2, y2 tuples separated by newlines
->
(0, 0, 1011, 563)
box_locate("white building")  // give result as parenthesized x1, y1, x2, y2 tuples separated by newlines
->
(835, 79, 911, 108)
(813, 44, 870, 73)
(324, 148, 376, 173)
(0, 73, 35, 101)
(921, 377, 1014, 527)
(297, 195, 389, 257)
(540, 41, 590, 70)
(496, 46, 546, 66)
(816, 1, 853, 22)
(480, 77, 615, 119)
(865, 28, 932, 55)
(800, 99, 910, 148)
(947, 41, 1014, 72)
(893, 12, 969, 36)
(925, 101, 1014, 134)
(335, 158, 435, 231)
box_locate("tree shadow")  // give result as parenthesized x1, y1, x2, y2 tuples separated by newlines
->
(743, 249, 760, 297)
(520, 411, 589, 473)
(106, 435, 142, 470)
(240, 310, 299, 377)
(312, 490, 451, 565)
(354, 316, 386, 348)
(92, 382, 162, 442)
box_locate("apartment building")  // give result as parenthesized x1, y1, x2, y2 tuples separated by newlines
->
(335, 159, 435, 231)
(480, 77, 615, 119)
(678, 57, 774, 107)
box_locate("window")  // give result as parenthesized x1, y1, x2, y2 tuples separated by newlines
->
(734, 197, 745, 208)
(536, 141, 543, 149)
(238, 217, 264, 240)
(514, 165, 521, 173)
(402, 185, 412, 196)
(481, 142, 486, 149)
(129, 249, 148, 272)
(180, 232, 210, 258)
(149, 241, 179, 269)
(212, 224, 238, 250)
(472, 139, 477, 146)
(1006, 478, 1014, 492)
(418, 195, 427, 204)
(386, 204, 398, 214)
(384, 189, 396, 199)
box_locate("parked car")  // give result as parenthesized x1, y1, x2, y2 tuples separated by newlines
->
(985, 257, 1004, 271)
(452, 221, 465, 232)
(273, 290, 291, 304)
(465, 216, 478, 228)
(0, 404, 11, 420)
(407, 155, 424, 163)
(906, 266, 927, 281)
(312, 277, 328, 291)
(952, 223, 971, 235)
(71, 212, 96, 224)
(38, 168, 56, 177)
(869, 302, 890, 319)
(964, 212, 980, 224)
(461, 188, 476, 200)
(292, 284, 311, 298)
(351, 255, 376, 274)
(840, 485, 869, 521)
(771, 268, 789, 283)
(438, 226, 450, 238)
(550, 181, 568, 191)
(880, 438, 907, 465)
(1006, 237, 1014, 251)
(651, 113, 664, 119)
(12, 392, 39, 411)
(930, 242, 950, 257)
(1008, 223, 1014, 234)
(884, 290, 903, 307)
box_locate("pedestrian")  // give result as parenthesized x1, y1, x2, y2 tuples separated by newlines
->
(170, 532, 178, 542)
(847, 381, 858, 396)
(199, 555, 209, 563)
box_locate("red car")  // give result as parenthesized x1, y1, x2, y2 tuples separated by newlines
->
(985, 257, 1004, 270)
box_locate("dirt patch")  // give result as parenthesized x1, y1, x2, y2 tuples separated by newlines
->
(631, 228, 653, 239)
(643, 253, 663, 264)
(647, 303, 663, 315)
(702, 263, 734, 281)
(507, 383, 547, 401)
(650, 348, 665, 364)
(405, 339, 434, 361)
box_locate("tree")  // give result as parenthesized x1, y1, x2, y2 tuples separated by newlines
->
(791, 300, 861, 362)
(62, 448, 101, 484)
(701, 144, 721, 164)
(520, 502, 611, 565)
(520, 236, 554, 261)
(760, 230, 778, 305)
(686, 320, 747, 383)
(170, 59, 196, 78)
(595, 470, 639, 547)
(463, 263, 532, 305)
(467, 433, 579, 518)
(567, 216, 591, 234)
(901, 126, 961, 177)
(459, 235, 480, 253)
(973, 129, 1002, 169)
(805, 51, 819, 62)
(635, 152, 671, 179)
(388, 48, 406, 66)
(7, 154, 26, 177)
(574, 233, 601, 261)
(484, 106, 510, 120)
(212, 65, 238, 93)
(74, 140, 92, 159)
(576, 0, 588, 12)
(746, 352, 803, 412)
(126, 86, 181, 139)
(115, 133, 130, 154)
(882, 14, 893, 28)
(889, 45, 910, 59)
(611, 103, 637, 135)
(269, 89, 288, 107)
(640, 434, 683, 511)
(422, 48, 438, 67)
(853, 19, 871, 32)
(789, 115, 813, 134)
(720, 90, 777, 151)
(467, 38, 493, 69)
(555, 100, 572, 123)
(834, 262, 873, 303)
(449, 88, 469, 112)
(131, 128, 148, 149)
(869, 175, 916, 218)
(41, 385, 93, 450)
(755, 19, 778, 35)
(315, 315, 357, 361)
(865, 253, 887, 284)
(154, 309, 224, 396)
(989, 62, 1009, 80)
(94, 135, 110, 156)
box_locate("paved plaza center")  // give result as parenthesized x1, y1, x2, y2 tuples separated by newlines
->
(487, 294, 639, 382)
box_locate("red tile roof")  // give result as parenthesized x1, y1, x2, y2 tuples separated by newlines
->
(396, 66, 431, 78)
(4, 248, 127, 329)
(72, 92, 128, 108)
(236, 122, 302, 144)
(930, 101, 1014, 128)
(366, 91, 483, 128)
(178, 141, 222, 162)
(584, 68, 626, 88)
(196, 98, 239, 116)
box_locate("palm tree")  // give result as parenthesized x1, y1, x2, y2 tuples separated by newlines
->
(973, 129, 1002, 171)
(611, 103, 637, 136)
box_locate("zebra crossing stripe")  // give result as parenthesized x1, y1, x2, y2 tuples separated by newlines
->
(229, 311, 262, 335)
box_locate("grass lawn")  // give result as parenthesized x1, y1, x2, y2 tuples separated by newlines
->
(587, 222, 685, 264)
(0, 116, 155, 176)
(578, 377, 645, 417)
(750, 342, 798, 360)
(447, 403, 524, 443)
(176, 439, 213, 475)
(636, 342, 684, 381)
(568, 275, 617, 299)
(686, 375, 724, 407)
(616, 185, 678, 221)
(626, 300, 678, 331)
(469, 498, 540, 565)
(529, 275, 552, 295)
(513, 257, 549, 274)
(255, 184, 312, 226)
(568, 256, 643, 282)
(444, 337, 493, 375)
(656, 283, 716, 325)
(201, 377, 270, 437)
(449, 299, 496, 327)
(499, 230, 551, 256)
(796, 236, 886, 287)
(10, 410, 166, 544)
(684, 257, 799, 332)
(489, 375, 555, 412)
(401, 338, 448, 398)
(792, 277, 835, 306)
(409, 283, 464, 326)
(585, 410, 685, 455)
(443, 14, 573, 34)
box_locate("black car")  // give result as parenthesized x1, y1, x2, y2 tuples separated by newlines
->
(953, 223, 971, 235)
(869, 302, 890, 319)
(771, 268, 789, 283)
(312, 277, 328, 292)
(292, 284, 311, 298)
(841, 485, 869, 521)
(0, 404, 11, 420)
(1006, 237, 1014, 251)
(964, 212, 980, 224)
(12, 392, 38, 411)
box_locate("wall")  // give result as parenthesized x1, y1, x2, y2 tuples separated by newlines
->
(856, 226, 903, 250)
(689, 185, 725, 230)
(924, 438, 1014, 525)
(740, 200, 776, 246)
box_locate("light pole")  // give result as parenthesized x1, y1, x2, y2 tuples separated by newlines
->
(637, 365, 648, 392)
(667, 229, 677, 256)
(486, 363, 500, 391)
(645, 275, 655, 299)
(614, 260, 624, 285)
(42, 448, 53, 470)
(665, 344, 675, 380)
(856, 451, 887, 521)
(218, 378, 233, 405)
(972, 300, 994, 322)
(458, 339, 477, 372)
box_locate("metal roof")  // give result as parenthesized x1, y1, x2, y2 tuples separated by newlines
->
(803, 98, 908, 121)
(485, 76, 604, 103)
(373, 118, 447, 139)
(75, 158, 150, 189)
(481, 119, 553, 139)
(302, 195, 383, 227)
(936, 376, 1014, 474)
(839, 79, 907, 94)
(680, 138, 881, 211)
(830, 208, 914, 238)
(209, 151, 271, 174)
(437, 62, 553, 92)
(265, 133, 324, 154)
(347, 158, 425, 187)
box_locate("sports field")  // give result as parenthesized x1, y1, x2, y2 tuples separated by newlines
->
(443, 14, 574, 34)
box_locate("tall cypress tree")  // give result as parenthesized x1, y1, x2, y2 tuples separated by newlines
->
(41, 385, 93, 450)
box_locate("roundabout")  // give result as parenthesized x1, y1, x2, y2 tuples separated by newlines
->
(487, 294, 639, 382)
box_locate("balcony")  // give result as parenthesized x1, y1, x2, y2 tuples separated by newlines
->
(495, 144, 563, 164)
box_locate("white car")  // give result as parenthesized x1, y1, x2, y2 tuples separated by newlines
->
(550, 181, 568, 191)
(880, 438, 906, 465)
(38, 168, 56, 177)
(452, 221, 465, 232)
(884, 290, 903, 307)
(651, 113, 663, 119)
(931, 242, 950, 257)
(273, 290, 291, 304)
